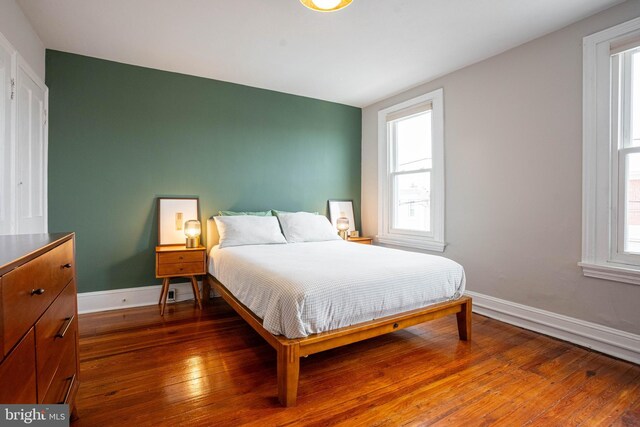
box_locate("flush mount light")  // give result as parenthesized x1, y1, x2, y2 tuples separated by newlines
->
(300, 0, 353, 12)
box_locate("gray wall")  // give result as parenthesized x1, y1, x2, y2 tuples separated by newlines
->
(361, 0, 640, 334)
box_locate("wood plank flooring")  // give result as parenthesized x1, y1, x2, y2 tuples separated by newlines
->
(71, 299, 640, 426)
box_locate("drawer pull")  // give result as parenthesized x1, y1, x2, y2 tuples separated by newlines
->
(59, 374, 76, 404)
(393, 323, 399, 329)
(62, 263, 72, 269)
(31, 288, 46, 296)
(56, 315, 75, 339)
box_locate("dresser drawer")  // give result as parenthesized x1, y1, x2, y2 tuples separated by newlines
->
(40, 334, 77, 404)
(0, 328, 37, 403)
(157, 261, 204, 276)
(36, 280, 77, 401)
(1, 239, 74, 355)
(158, 250, 204, 264)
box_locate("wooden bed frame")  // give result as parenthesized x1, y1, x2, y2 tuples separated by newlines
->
(204, 275, 472, 407)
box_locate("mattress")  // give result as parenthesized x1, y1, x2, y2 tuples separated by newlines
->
(208, 240, 466, 339)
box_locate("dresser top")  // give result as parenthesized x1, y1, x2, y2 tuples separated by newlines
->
(0, 233, 74, 276)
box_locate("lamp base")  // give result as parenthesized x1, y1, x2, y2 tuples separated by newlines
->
(185, 237, 200, 248)
(338, 230, 348, 240)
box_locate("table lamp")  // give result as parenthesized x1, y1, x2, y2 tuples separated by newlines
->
(184, 219, 201, 248)
(336, 217, 349, 240)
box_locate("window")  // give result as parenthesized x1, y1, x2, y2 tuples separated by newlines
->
(612, 46, 640, 262)
(378, 89, 445, 251)
(581, 17, 640, 285)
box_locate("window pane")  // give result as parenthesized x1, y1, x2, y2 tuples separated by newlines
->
(393, 111, 432, 172)
(633, 50, 640, 146)
(393, 172, 430, 232)
(625, 152, 640, 253)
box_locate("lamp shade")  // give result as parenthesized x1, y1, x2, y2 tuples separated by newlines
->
(184, 220, 201, 238)
(336, 217, 349, 231)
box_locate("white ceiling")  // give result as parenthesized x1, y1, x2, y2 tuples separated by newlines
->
(18, 0, 624, 107)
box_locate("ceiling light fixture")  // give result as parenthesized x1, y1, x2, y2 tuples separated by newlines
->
(300, 0, 353, 13)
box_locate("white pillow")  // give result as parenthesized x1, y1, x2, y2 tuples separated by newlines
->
(277, 212, 342, 243)
(214, 215, 287, 249)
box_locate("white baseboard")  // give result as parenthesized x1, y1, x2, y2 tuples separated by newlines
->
(466, 290, 640, 365)
(77, 285, 639, 364)
(77, 281, 204, 314)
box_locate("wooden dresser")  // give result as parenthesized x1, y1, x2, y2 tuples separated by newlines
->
(0, 233, 79, 414)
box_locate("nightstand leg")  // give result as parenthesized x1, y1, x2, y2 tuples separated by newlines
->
(190, 276, 202, 310)
(160, 278, 170, 316)
(159, 278, 169, 305)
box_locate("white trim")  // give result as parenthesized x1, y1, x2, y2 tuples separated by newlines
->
(466, 290, 640, 365)
(376, 235, 446, 252)
(581, 17, 640, 285)
(43, 72, 48, 233)
(584, 16, 640, 48)
(77, 280, 205, 314)
(0, 32, 17, 235)
(578, 262, 640, 285)
(14, 55, 48, 234)
(16, 56, 48, 232)
(377, 88, 446, 252)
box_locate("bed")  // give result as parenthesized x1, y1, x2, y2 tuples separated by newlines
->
(203, 216, 472, 407)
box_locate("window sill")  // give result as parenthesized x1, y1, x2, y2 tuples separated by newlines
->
(579, 262, 640, 286)
(376, 235, 446, 252)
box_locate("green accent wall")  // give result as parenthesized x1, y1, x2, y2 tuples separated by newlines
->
(46, 50, 361, 293)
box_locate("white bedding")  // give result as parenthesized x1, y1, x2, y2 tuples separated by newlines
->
(208, 240, 466, 339)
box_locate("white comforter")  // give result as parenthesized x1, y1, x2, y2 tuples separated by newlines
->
(209, 240, 465, 339)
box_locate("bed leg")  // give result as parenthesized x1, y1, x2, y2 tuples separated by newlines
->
(456, 298, 472, 341)
(203, 276, 215, 305)
(277, 343, 300, 407)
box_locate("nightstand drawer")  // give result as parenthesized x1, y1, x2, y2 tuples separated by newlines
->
(158, 262, 204, 276)
(348, 237, 373, 245)
(158, 251, 204, 264)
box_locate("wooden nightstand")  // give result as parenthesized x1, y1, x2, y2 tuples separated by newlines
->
(347, 236, 373, 245)
(155, 245, 206, 316)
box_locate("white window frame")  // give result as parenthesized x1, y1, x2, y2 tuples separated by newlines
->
(377, 88, 445, 252)
(581, 17, 640, 285)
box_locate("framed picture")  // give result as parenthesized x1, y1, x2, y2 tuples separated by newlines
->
(327, 199, 356, 233)
(157, 197, 200, 245)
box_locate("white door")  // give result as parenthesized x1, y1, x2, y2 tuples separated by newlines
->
(0, 37, 15, 235)
(16, 60, 47, 234)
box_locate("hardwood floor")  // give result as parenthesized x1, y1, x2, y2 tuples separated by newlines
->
(72, 299, 640, 426)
